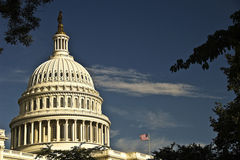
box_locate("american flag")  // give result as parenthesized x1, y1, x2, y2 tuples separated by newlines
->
(139, 134, 149, 141)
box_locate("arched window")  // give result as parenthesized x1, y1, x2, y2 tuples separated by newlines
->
(46, 97, 50, 108)
(53, 97, 57, 108)
(87, 100, 90, 109)
(92, 101, 94, 111)
(40, 98, 43, 109)
(33, 99, 37, 110)
(68, 97, 72, 108)
(60, 97, 64, 107)
(81, 99, 84, 108)
(75, 98, 79, 108)
(28, 101, 31, 111)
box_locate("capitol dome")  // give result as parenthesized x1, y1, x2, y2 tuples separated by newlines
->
(9, 12, 110, 153)
(28, 54, 94, 90)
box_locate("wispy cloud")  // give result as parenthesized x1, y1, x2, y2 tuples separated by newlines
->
(108, 106, 180, 129)
(113, 137, 172, 153)
(0, 68, 29, 83)
(110, 129, 120, 138)
(87, 65, 220, 99)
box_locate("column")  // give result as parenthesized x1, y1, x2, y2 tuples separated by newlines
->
(14, 127, 17, 148)
(101, 124, 103, 145)
(36, 97, 39, 110)
(57, 38, 59, 50)
(10, 129, 13, 149)
(96, 123, 98, 143)
(56, 120, 60, 141)
(31, 122, 34, 144)
(66, 39, 68, 51)
(24, 123, 27, 145)
(107, 126, 110, 146)
(65, 120, 68, 141)
(90, 121, 93, 142)
(80, 122, 82, 141)
(18, 126, 21, 146)
(31, 99, 34, 111)
(47, 120, 51, 142)
(39, 121, 42, 143)
(82, 120, 85, 141)
(74, 120, 77, 141)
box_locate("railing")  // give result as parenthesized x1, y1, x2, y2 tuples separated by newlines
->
(3, 149, 36, 159)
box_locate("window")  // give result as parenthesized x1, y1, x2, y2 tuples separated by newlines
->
(46, 97, 50, 108)
(33, 99, 37, 110)
(87, 100, 89, 109)
(28, 101, 31, 111)
(68, 97, 71, 107)
(60, 97, 64, 107)
(40, 98, 43, 109)
(81, 99, 84, 108)
(75, 98, 79, 108)
(53, 97, 57, 108)
(59, 39, 61, 49)
(92, 101, 94, 110)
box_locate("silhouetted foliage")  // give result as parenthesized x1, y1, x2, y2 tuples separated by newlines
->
(169, 9, 240, 160)
(0, 0, 53, 53)
(36, 144, 107, 160)
(152, 143, 216, 160)
(170, 10, 240, 73)
(210, 101, 240, 160)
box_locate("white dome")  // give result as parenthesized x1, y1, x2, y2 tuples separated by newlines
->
(10, 14, 110, 153)
(28, 55, 94, 90)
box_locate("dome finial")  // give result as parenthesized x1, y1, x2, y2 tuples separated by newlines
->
(56, 11, 65, 34)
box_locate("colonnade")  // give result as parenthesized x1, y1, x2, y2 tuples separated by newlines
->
(20, 95, 101, 115)
(54, 36, 68, 51)
(11, 119, 109, 149)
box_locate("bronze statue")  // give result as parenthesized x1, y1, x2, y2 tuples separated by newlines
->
(57, 11, 65, 34)
(58, 11, 63, 25)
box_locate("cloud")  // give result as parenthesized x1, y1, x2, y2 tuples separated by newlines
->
(0, 68, 29, 83)
(108, 106, 179, 129)
(112, 137, 172, 153)
(108, 107, 128, 116)
(135, 111, 178, 129)
(110, 129, 120, 138)
(87, 65, 220, 99)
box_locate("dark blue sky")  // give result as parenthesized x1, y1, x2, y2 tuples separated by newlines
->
(0, 0, 239, 153)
